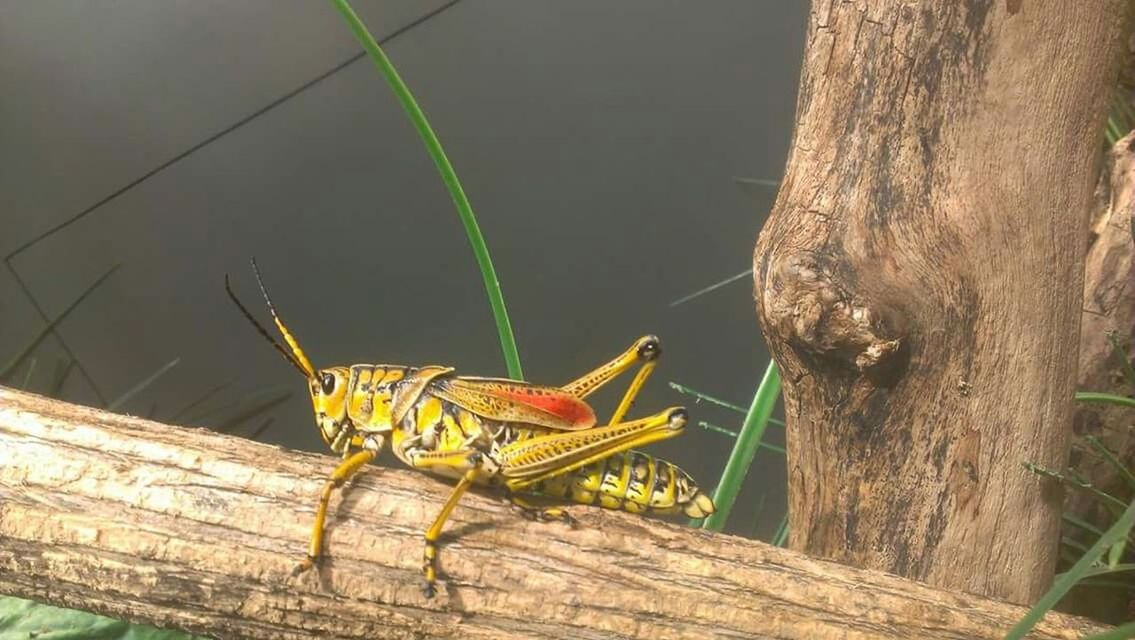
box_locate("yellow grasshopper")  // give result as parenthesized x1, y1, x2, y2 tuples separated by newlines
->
(226, 260, 715, 597)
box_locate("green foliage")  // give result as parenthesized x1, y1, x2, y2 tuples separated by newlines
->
(1004, 497, 1135, 640)
(0, 264, 119, 381)
(328, 0, 524, 381)
(701, 361, 782, 532)
(0, 597, 199, 640)
(1076, 392, 1135, 409)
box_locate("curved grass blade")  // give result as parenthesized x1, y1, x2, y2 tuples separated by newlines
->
(215, 391, 292, 434)
(1076, 392, 1135, 408)
(701, 361, 781, 531)
(48, 358, 74, 398)
(329, 0, 523, 380)
(167, 378, 235, 423)
(771, 514, 789, 547)
(1086, 435, 1135, 491)
(1064, 512, 1108, 539)
(0, 264, 120, 380)
(19, 357, 37, 390)
(1005, 497, 1135, 640)
(107, 357, 181, 412)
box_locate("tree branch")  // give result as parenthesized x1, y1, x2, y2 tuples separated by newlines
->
(0, 387, 1107, 638)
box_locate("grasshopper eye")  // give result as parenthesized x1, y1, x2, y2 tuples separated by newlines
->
(320, 372, 336, 395)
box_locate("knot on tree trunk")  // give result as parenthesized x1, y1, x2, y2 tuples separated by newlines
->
(761, 251, 904, 373)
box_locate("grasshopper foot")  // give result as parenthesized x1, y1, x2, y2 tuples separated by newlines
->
(291, 555, 318, 577)
(509, 494, 578, 527)
(420, 579, 438, 599)
(519, 505, 578, 528)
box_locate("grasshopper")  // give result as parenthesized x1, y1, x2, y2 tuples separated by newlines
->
(226, 260, 715, 597)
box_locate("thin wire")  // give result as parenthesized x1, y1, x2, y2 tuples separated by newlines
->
(5, 0, 463, 261)
(4, 0, 463, 405)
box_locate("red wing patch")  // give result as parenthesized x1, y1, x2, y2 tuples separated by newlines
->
(492, 385, 596, 428)
(432, 377, 597, 431)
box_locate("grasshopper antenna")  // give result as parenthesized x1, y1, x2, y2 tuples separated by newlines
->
(225, 265, 314, 379)
(248, 257, 317, 377)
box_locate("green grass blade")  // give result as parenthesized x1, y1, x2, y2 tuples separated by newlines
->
(167, 379, 235, 423)
(669, 382, 748, 414)
(1004, 497, 1135, 640)
(19, 357, 37, 390)
(698, 421, 785, 453)
(1077, 577, 1135, 591)
(771, 514, 789, 547)
(669, 382, 786, 426)
(701, 361, 781, 531)
(733, 177, 781, 199)
(107, 357, 181, 412)
(1106, 331, 1135, 387)
(329, 0, 523, 380)
(215, 391, 292, 433)
(669, 269, 752, 307)
(1080, 620, 1135, 640)
(1064, 512, 1106, 538)
(1107, 116, 1122, 145)
(698, 420, 740, 437)
(1076, 392, 1135, 408)
(750, 493, 766, 532)
(1024, 462, 1128, 512)
(0, 263, 120, 379)
(1117, 98, 1135, 137)
(245, 416, 276, 441)
(1086, 436, 1135, 492)
(1060, 535, 1093, 555)
(48, 358, 74, 398)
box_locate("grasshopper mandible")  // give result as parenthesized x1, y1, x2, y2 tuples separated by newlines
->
(226, 259, 715, 597)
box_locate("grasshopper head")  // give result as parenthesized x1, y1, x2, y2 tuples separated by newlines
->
(310, 366, 350, 447)
(226, 259, 358, 452)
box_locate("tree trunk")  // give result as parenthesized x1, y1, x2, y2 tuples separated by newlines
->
(753, 0, 1127, 605)
(0, 387, 1111, 638)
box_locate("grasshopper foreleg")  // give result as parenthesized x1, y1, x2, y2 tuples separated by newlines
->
(294, 448, 377, 577)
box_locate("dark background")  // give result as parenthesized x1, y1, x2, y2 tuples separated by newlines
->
(0, 1, 806, 537)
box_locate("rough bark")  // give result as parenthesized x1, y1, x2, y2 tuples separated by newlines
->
(753, 0, 1127, 605)
(0, 387, 1111, 639)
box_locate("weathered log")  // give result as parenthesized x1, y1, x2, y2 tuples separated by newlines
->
(753, 0, 1127, 604)
(0, 387, 1109, 638)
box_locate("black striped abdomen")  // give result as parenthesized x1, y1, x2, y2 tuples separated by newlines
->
(526, 449, 714, 518)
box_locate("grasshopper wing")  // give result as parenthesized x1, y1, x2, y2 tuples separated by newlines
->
(431, 377, 597, 431)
